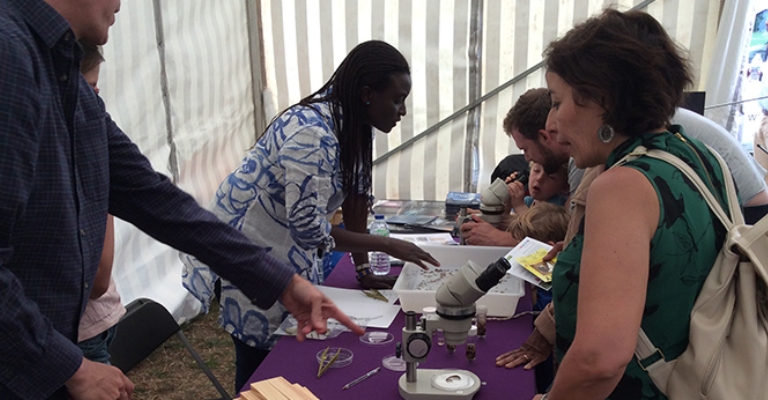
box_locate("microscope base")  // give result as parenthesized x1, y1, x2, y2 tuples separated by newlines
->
(398, 369, 481, 400)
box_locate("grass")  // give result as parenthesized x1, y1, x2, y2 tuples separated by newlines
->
(126, 302, 237, 400)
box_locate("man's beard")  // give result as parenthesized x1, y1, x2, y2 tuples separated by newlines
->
(536, 142, 569, 174)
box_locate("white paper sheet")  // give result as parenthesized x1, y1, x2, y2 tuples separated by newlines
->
(316, 286, 401, 329)
(390, 233, 458, 246)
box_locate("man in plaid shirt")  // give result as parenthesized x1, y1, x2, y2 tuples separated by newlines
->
(0, 1, 363, 399)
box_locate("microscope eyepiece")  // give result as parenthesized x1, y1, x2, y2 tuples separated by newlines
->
(513, 170, 529, 186)
(474, 257, 512, 292)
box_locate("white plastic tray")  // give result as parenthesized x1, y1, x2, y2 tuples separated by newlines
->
(393, 244, 524, 317)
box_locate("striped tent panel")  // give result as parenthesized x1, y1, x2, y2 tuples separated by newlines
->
(260, 0, 720, 201)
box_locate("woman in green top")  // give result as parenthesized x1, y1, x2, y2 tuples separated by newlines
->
(536, 9, 731, 400)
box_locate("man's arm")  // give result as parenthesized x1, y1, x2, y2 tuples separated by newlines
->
(104, 115, 363, 344)
(459, 215, 521, 247)
(105, 117, 294, 309)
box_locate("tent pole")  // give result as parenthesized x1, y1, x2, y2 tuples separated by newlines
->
(245, 0, 267, 140)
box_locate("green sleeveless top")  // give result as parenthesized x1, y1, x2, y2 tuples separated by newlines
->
(552, 128, 730, 399)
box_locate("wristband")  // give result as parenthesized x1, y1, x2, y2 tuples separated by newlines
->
(355, 262, 371, 272)
(355, 265, 373, 281)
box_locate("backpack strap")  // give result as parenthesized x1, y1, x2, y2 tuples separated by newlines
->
(611, 143, 744, 393)
(644, 147, 742, 227)
(613, 144, 741, 228)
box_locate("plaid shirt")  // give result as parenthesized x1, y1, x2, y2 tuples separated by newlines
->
(0, 1, 294, 398)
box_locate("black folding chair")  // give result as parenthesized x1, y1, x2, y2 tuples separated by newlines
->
(108, 298, 232, 400)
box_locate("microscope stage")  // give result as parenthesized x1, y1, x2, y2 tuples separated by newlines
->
(398, 369, 481, 400)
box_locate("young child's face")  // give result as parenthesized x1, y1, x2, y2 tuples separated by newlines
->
(527, 162, 568, 201)
(82, 63, 101, 95)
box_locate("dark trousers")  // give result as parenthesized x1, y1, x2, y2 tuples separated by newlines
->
(232, 335, 270, 394)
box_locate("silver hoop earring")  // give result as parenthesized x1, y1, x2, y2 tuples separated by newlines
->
(598, 124, 615, 143)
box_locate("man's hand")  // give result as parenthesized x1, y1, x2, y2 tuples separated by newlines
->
(279, 274, 365, 340)
(65, 358, 134, 400)
(459, 214, 520, 247)
(359, 274, 398, 289)
(383, 238, 440, 270)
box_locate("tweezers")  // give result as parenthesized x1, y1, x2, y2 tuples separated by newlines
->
(362, 289, 389, 302)
(317, 346, 341, 378)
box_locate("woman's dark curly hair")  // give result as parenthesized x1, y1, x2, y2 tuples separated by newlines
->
(544, 9, 692, 136)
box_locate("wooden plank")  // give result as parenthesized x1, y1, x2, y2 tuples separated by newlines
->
(238, 389, 267, 400)
(251, 379, 290, 400)
(292, 384, 320, 400)
(247, 376, 319, 400)
(266, 377, 310, 400)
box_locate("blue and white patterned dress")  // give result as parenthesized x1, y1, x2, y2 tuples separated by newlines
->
(182, 100, 349, 349)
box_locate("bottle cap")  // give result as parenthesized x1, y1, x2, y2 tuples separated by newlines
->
(375, 214, 385, 220)
(422, 306, 437, 315)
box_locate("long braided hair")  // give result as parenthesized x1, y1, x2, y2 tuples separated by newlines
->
(297, 40, 409, 208)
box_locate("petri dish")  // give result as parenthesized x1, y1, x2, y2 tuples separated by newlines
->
(359, 331, 394, 346)
(381, 354, 410, 371)
(431, 371, 476, 392)
(316, 347, 354, 368)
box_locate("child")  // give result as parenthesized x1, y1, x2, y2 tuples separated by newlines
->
(507, 162, 569, 214)
(506, 202, 570, 246)
(506, 202, 570, 310)
(505, 202, 569, 392)
(77, 41, 126, 364)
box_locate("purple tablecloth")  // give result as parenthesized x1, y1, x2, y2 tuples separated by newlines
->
(247, 255, 536, 400)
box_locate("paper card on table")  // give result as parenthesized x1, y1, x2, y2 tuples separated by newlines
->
(504, 237, 553, 290)
(390, 233, 457, 246)
(316, 286, 400, 329)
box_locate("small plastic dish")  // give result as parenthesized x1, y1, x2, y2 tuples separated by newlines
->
(316, 347, 354, 368)
(360, 331, 394, 346)
(382, 354, 411, 371)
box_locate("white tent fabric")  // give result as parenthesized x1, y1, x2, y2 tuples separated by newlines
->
(98, 0, 725, 322)
(100, 0, 257, 321)
(703, 0, 750, 129)
(261, 0, 720, 200)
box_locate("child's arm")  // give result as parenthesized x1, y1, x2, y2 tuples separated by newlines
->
(507, 181, 528, 213)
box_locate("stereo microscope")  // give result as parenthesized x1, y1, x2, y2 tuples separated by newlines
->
(397, 257, 512, 400)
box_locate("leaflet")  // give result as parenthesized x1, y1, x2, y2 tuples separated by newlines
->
(503, 237, 554, 290)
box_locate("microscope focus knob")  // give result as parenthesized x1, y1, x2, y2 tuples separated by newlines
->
(406, 332, 431, 359)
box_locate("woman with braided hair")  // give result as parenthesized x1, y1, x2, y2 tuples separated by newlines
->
(182, 40, 438, 391)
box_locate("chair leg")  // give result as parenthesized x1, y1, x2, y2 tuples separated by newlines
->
(175, 331, 233, 400)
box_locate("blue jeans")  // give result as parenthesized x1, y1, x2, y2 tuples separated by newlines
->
(77, 325, 118, 365)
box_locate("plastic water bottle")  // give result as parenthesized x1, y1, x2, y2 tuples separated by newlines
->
(369, 215, 391, 275)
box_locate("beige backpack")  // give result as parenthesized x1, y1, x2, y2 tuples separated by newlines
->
(622, 146, 768, 399)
